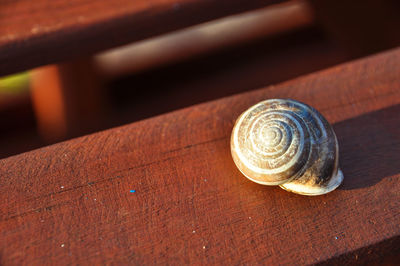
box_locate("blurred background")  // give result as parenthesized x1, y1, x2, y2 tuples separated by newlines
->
(1, 0, 400, 159)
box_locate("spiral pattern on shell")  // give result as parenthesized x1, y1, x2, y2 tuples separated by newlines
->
(231, 99, 343, 195)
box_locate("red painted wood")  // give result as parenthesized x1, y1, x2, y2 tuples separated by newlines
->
(1, 48, 400, 264)
(0, 0, 284, 76)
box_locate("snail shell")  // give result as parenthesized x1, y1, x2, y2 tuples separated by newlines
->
(231, 99, 343, 196)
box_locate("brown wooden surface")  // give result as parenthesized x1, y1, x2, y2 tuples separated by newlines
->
(95, 1, 314, 78)
(1, 48, 400, 264)
(31, 58, 104, 142)
(0, 0, 283, 76)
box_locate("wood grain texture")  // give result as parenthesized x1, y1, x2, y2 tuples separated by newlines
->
(0, 0, 283, 76)
(1, 48, 400, 264)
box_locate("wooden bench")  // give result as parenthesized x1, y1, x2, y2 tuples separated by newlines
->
(1, 0, 295, 142)
(1, 47, 399, 264)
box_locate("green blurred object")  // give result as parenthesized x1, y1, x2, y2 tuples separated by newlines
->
(0, 72, 30, 94)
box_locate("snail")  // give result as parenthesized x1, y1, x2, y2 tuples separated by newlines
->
(231, 99, 343, 196)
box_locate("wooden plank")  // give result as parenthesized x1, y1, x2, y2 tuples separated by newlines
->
(30, 58, 104, 142)
(95, 1, 314, 78)
(0, 0, 284, 76)
(1, 48, 400, 264)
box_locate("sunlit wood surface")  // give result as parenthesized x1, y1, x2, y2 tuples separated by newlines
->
(0, 48, 399, 264)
